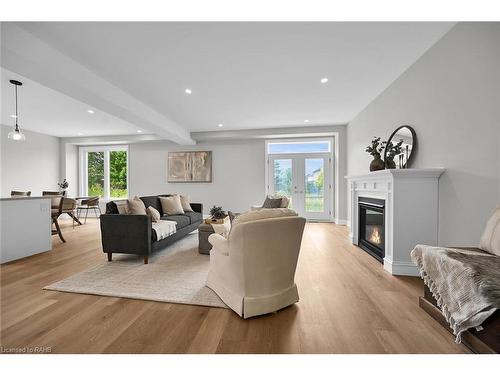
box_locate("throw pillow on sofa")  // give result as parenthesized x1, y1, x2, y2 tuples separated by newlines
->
(160, 195, 185, 215)
(479, 205, 500, 256)
(146, 206, 161, 222)
(268, 194, 289, 208)
(262, 196, 282, 208)
(278, 196, 290, 208)
(115, 200, 130, 214)
(180, 194, 194, 212)
(128, 196, 147, 215)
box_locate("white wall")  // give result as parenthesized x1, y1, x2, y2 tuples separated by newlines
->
(59, 142, 78, 197)
(63, 124, 348, 220)
(347, 23, 500, 245)
(0, 124, 60, 196)
(129, 140, 265, 214)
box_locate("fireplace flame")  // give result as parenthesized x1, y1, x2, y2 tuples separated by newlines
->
(370, 227, 382, 245)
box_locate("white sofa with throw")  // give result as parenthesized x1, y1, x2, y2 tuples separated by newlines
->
(206, 208, 306, 318)
(250, 195, 290, 211)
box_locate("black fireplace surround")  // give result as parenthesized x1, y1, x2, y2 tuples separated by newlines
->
(358, 197, 385, 262)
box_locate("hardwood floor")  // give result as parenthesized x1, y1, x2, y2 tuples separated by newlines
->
(0, 219, 469, 354)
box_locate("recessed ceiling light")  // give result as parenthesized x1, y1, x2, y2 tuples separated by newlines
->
(10, 114, 17, 118)
(218, 123, 224, 128)
(87, 109, 95, 114)
(77, 132, 84, 136)
(320, 77, 329, 84)
(304, 120, 310, 123)
(185, 88, 192, 95)
(137, 130, 143, 133)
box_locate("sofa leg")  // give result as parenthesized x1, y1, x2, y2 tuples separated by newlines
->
(107, 253, 112, 262)
(144, 256, 148, 264)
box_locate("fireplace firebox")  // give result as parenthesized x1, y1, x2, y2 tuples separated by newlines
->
(358, 197, 385, 262)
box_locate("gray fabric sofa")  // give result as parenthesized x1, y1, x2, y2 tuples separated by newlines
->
(100, 195, 203, 263)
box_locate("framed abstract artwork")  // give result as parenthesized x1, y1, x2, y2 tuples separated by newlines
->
(167, 151, 212, 183)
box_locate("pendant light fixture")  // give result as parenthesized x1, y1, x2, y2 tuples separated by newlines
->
(8, 79, 26, 141)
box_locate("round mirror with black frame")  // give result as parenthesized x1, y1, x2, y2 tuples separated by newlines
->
(384, 125, 416, 169)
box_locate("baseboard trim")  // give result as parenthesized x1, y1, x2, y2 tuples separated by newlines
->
(333, 218, 348, 226)
(383, 258, 419, 277)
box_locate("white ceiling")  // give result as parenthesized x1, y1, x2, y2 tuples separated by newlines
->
(1, 68, 148, 137)
(1, 22, 455, 141)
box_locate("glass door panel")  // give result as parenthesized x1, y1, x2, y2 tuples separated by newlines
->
(305, 158, 325, 213)
(87, 151, 104, 197)
(272, 159, 293, 209)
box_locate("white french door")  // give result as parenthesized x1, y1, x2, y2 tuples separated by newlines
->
(268, 153, 332, 221)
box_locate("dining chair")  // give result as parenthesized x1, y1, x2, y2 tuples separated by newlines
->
(42, 191, 66, 196)
(62, 198, 81, 228)
(50, 196, 65, 243)
(43, 192, 80, 227)
(77, 196, 101, 223)
(11, 190, 31, 197)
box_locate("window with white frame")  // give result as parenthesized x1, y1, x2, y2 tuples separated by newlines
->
(79, 145, 128, 199)
(267, 140, 331, 154)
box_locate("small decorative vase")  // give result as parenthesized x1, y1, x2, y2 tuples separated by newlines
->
(385, 158, 396, 169)
(369, 155, 385, 172)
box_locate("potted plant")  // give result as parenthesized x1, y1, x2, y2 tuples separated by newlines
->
(384, 139, 403, 169)
(57, 178, 69, 195)
(365, 137, 386, 171)
(209, 205, 226, 222)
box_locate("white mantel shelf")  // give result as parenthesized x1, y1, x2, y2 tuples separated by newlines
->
(345, 168, 445, 276)
(345, 168, 445, 181)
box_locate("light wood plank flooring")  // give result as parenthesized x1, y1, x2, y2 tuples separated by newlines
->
(0, 219, 469, 354)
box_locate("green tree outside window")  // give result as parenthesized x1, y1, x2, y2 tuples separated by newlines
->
(110, 151, 127, 198)
(87, 150, 127, 198)
(87, 152, 104, 197)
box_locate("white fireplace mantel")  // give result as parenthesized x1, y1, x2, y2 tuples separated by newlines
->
(345, 168, 445, 276)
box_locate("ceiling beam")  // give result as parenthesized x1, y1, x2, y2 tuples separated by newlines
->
(60, 133, 166, 146)
(191, 124, 347, 142)
(1, 24, 195, 145)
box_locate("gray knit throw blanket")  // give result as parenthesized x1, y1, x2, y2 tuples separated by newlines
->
(411, 245, 500, 343)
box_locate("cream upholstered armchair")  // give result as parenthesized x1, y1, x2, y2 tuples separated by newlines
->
(206, 208, 306, 318)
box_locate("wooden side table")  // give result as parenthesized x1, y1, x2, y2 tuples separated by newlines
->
(204, 218, 225, 224)
(198, 223, 215, 254)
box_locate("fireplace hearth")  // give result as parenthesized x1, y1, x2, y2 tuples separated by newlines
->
(358, 197, 385, 262)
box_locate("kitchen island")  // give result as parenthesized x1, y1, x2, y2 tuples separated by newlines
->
(0, 196, 52, 264)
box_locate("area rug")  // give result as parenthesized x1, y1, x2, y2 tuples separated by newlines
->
(44, 233, 228, 309)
